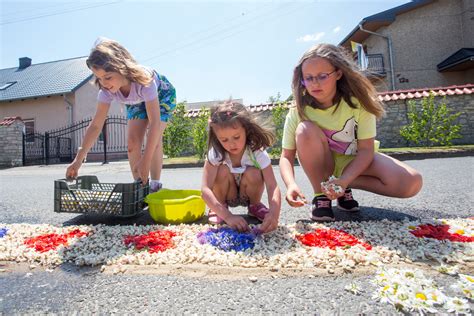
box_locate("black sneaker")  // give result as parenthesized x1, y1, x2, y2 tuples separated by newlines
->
(337, 189, 360, 212)
(311, 195, 335, 222)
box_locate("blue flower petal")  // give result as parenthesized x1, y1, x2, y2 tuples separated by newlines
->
(196, 227, 256, 252)
(0, 227, 8, 238)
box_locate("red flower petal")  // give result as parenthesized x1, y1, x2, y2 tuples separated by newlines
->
(410, 224, 474, 242)
(124, 230, 176, 253)
(296, 228, 372, 250)
(24, 229, 89, 253)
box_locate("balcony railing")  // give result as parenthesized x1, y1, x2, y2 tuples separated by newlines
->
(366, 54, 386, 76)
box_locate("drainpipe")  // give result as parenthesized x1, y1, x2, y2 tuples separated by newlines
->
(64, 95, 73, 125)
(358, 24, 396, 91)
(64, 95, 74, 159)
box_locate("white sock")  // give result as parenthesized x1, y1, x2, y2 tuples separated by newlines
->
(150, 179, 161, 187)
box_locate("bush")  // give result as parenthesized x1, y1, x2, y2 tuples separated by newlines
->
(192, 107, 210, 160)
(163, 102, 193, 158)
(268, 102, 288, 158)
(400, 93, 461, 146)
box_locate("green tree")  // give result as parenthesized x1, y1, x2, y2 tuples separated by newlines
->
(163, 102, 192, 158)
(400, 93, 462, 146)
(192, 107, 210, 160)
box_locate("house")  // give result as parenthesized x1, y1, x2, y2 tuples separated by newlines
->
(0, 56, 125, 134)
(185, 99, 244, 110)
(339, 0, 474, 91)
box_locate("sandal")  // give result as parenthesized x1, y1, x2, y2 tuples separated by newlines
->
(247, 202, 269, 222)
(208, 209, 224, 225)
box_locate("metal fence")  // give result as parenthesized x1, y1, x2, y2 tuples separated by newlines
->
(23, 115, 128, 165)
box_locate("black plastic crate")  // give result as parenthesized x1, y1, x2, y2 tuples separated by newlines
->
(54, 175, 149, 217)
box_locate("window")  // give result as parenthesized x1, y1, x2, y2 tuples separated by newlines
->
(23, 119, 35, 142)
(0, 82, 16, 90)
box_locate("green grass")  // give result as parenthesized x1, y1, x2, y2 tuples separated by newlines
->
(379, 144, 474, 153)
(163, 145, 473, 165)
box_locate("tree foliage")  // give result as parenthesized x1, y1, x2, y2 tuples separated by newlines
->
(163, 102, 192, 158)
(191, 107, 210, 160)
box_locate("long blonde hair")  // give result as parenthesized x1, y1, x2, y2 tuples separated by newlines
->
(208, 101, 275, 162)
(86, 38, 152, 89)
(292, 43, 385, 120)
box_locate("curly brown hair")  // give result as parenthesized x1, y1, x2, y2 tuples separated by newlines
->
(292, 43, 385, 120)
(208, 101, 275, 163)
(86, 38, 152, 89)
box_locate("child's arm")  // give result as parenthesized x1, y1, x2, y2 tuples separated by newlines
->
(201, 161, 249, 231)
(135, 98, 161, 181)
(326, 138, 374, 200)
(279, 148, 307, 207)
(66, 102, 110, 179)
(259, 165, 281, 233)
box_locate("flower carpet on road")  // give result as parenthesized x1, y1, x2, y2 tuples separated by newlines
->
(372, 267, 472, 314)
(0, 218, 472, 269)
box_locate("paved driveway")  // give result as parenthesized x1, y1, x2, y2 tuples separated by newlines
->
(0, 157, 473, 314)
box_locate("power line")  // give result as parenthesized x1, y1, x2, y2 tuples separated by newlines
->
(136, 3, 273, 60)
(0, 1, 122, 26)
(143, 3, 307, 65)
(1, 2, 85, 19)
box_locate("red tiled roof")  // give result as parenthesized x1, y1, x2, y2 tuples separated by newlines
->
(377, 84, 473, 102)
(184, 84, 473, 116)
(0, 116, 22, 126)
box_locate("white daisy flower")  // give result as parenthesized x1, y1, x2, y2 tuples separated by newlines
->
(444, 297, 471, 314)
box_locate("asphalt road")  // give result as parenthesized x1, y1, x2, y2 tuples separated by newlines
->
(1, 156, 473, 314)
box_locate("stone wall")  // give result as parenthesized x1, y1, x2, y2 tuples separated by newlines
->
(377, 94, 473, 148)
(0, 119, 24, 168)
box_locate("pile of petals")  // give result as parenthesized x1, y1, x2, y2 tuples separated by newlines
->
(410, 224, 474, 242)
(123, 230, 176, 253)
(296, 228, 372, 250)
(24, 229, 89, 253)
(0, 227, 7, 238)
(373, 267, 471, 314)
(197, 227, 259, 252)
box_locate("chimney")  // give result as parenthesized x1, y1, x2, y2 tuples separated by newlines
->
(19, 57, 32, 70)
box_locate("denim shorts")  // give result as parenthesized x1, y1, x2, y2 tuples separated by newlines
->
(125, 73, 176, 122)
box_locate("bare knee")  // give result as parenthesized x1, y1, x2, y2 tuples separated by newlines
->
(295, 121, 326, 144)
(242, 167, 263, 185)
(215, 165, 232, 184)
(399, 171, 423, 198)
(127, 138, 142, 154)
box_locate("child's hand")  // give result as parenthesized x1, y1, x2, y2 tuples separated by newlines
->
(65, 160, 82, 180)
(259, 213, 279, 233)
(224, 214, 249, 232)
(133, 159, 150, 185)
(321, 176, 347, 200)
(285, 183, 307, 207)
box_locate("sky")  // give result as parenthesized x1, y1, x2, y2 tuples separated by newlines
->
(1, 0, 408, 105)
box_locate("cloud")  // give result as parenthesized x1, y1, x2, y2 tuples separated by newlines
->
(296, 32, 325, 42)
(333, 26, 341, 33)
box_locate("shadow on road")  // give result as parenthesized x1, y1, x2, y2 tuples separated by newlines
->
(295, 206, 419, 223)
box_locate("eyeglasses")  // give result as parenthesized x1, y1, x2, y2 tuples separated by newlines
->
(301, 70, 337, 86)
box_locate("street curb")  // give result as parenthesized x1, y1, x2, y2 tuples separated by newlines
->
(162, 148, 474, 169)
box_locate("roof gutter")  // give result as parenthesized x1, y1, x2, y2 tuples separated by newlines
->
(358, 23, 396, 90)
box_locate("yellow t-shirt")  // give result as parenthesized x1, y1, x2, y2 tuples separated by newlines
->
(282, 98, 377, 155)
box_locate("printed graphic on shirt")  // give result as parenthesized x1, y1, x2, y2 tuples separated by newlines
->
(322, 117, 358, 155)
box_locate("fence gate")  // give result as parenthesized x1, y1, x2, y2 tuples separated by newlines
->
(23, 132, 45, 165)
(22, 116, 129, 166)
